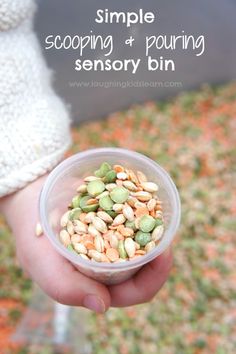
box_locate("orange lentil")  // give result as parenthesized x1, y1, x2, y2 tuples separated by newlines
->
(150, 209, 156, 217)
(136, 184, 144, 191)
(135, 250, 146, 255)
(129, 254, 142, 260)
(103, 232, 112, 240)
(121, 227, 134, 237)
(115, 231, 124, 240)
(86, 198, 98, 205)
(81, 234, 94, 243)
(83, 241, 96, 250)
(79, 213, 87, 223)
(117, 225, 125, 233)
(127, 198, 136, 208)
(106, 248, 119, 262)
(113, 164, 125, 173)
(109, 225, 119, 230)
(135, 207, 149, 217)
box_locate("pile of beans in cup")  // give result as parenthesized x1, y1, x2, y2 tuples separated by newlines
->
(59, 162, 164, 263)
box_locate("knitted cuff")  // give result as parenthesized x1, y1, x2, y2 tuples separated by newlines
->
(0, 0, 72, 197)
(0, 143, 71, 197)
(0, 0, 35, 31)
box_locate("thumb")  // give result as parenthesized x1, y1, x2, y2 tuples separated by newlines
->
(18, 235, 111, 313)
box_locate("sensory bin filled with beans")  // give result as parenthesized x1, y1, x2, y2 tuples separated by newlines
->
(59, 162, 164, 263)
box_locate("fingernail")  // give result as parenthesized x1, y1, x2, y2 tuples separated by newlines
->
(83, 294, 106, 313)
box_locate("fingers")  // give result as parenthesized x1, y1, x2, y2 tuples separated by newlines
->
(108, 247, 173, 307)
(7, 177, 111, 313)
(17, 233, 111, 313)
(8, 176, 171, 311)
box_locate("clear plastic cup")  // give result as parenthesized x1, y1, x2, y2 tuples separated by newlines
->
(39, 148, 181, 285)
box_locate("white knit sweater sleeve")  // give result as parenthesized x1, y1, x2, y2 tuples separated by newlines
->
(0, 0, 72, 197)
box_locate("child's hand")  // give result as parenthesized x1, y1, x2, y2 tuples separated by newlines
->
(1, 176, 172, 313)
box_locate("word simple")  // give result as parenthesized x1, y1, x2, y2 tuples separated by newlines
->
(75, 58, 141, 74)
(95, 9, 155, 28)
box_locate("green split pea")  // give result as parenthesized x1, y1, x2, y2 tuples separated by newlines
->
(135, 231, 151, 246)
(94, 162, 117, 183)
(110, 186, 129, 203)
(87, 180, 105, 197)
(79, 195, 98, 212)
(99, 195, 114, 210)
(95, 162, 111, 178)
(139, 215, 156, 233)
